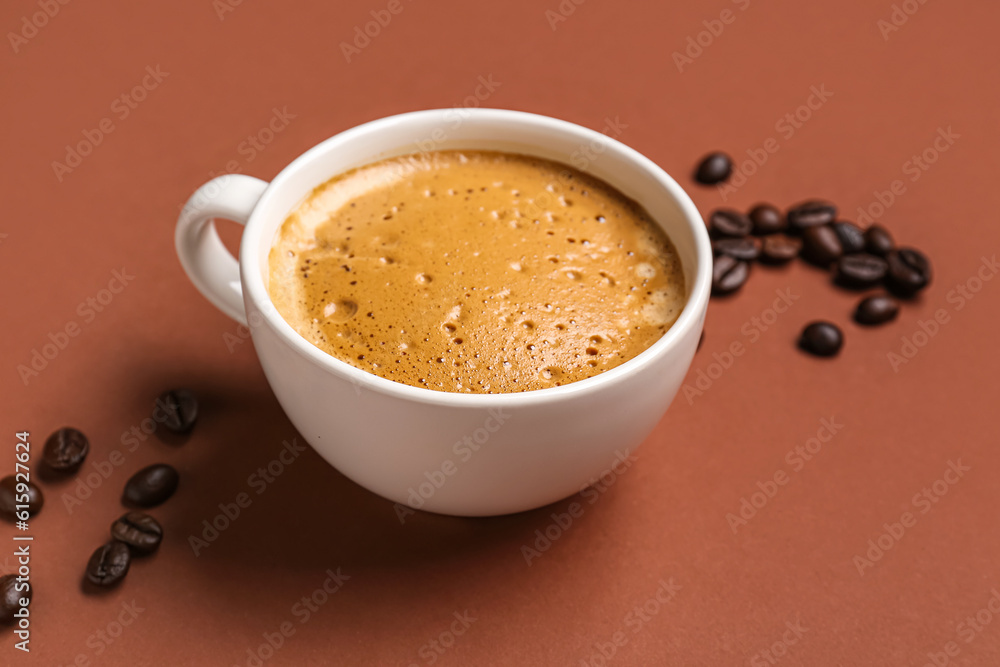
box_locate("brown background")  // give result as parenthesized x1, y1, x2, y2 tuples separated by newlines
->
(2, 0, 999, 664)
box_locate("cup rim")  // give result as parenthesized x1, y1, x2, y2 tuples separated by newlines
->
(239, 108, 711, 406)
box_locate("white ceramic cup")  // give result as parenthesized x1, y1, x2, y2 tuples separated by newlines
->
(176, 109, 711, 516)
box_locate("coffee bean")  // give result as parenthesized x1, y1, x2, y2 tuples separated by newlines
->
(760, 235, 802, 264)
(835, 253, 889, 289)
(42, 427, 90, 473)
(111, 512, 163, 555)
(749, 203, 786, 235)
(712, 237, 761, 261)
(854, 294, 900, 325)
(156, 389, 198, 434)
(886, 247, 932, 295)
(832, 221, 866, 254)
(712, 255, 750, 295)
(708, 209, 752, 238)
(123, 464, 179, 508)
(0, 476, 43, 519)
(0, 574, 30, 623)
(864, 224, 895, 256)
(698, 331, 705, 352)
(86, 541, 131, 587)
(800, 225, 843, 266)
(694, 152, 732, 184)
(799, 321, 843, 357)
(787, 200, 837, 232)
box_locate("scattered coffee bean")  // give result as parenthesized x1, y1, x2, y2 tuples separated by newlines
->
(698, 331, 705, 351)
(787, 200, 837, 232)
(799, 321, 843, 357)
(864, 224, 895, 256)
(712, 255, 750, 295)
(886, 247, 932, 296)
(800, 225, 843, 266)
(0, 476, 43, 519)
(156, 389, 198, 434)
(854, 294, 900, 325)
(712, 237, 761, 261)
(0, 574, 30, 623)
(749, 203, 786, 235)
(111, 512, 163, 555)
(694, 152, 732, 185)
(43, 427, 90, 473)
(835, 253, 889, 289)
(832, 221, 866, 254)
(708, 209, 752, 238)
(760, 235, 803, 264)
(123, 464, 179, 508)
(86, 541, 131, 587)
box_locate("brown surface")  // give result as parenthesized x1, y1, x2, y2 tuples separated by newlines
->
(1, 0, 998, 664)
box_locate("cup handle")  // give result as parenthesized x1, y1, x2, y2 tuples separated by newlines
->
(175, 175, 269, 325)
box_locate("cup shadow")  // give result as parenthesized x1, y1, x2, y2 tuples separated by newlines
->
(118, 356, 564, 605)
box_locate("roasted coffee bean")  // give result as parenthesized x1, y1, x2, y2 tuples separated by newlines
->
(800, 225, 843, 266)
(835, 253, 889, 289)
(712, 237, 761, 261)
(156, 389, 198, 434)
(760, 234, 802, 264)
(712, 255, 750, 295)
(694, 152, 732, 184)
(86, 541, 131, 587)
(864, 224, 894, 256)
(0, 574, 30, 623)
(123, 464, 179, 508)
(43, 427, 90, 473)
(799, 321, 843, 357)
(854, 294, 900, 325)
(0, 476, 43, 519)
(708, 209, 752, 238)
(111, 512, 163, 555)
(832, 221, 866, 254)
(749, 203, 786, 235)
(697, 331, 705, 352)
(886, 247, 932, 295)
(787, 200, 837, 232)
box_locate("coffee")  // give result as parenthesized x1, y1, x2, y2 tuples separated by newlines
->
(267, 150, 686, 393)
